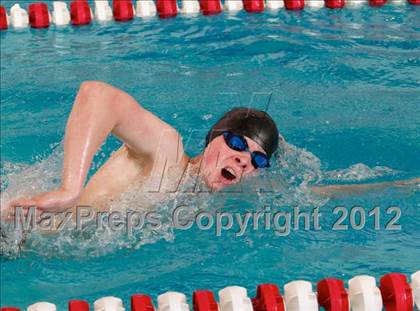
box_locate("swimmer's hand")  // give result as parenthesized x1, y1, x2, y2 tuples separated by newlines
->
(310, 177, 419, 198)
(3, 188, 79, 220)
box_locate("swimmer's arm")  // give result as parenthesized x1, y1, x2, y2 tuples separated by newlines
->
(310, 177, 419, 197)
(8, 81, 183, 213)
(61, 81, 182, 192)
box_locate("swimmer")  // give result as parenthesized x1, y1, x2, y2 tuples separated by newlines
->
(2, 81, 419, 219)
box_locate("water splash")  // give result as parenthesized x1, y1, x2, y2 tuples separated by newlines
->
(322, 163, 399, 182)
(0, 140, 400, 259)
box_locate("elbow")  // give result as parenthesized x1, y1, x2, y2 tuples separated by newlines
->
(76, 81, 132, 118)
(77, 81, 117, 110)
(79, 80, 108, 94)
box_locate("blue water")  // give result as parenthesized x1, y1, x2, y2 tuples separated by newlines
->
(1, 2, 420, 309)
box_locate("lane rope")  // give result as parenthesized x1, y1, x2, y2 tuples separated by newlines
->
(0, 0, 419, 31)
(1, 271, 419, 311)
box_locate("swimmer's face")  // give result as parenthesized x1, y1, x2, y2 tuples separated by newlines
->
(201, 135, 267, 191)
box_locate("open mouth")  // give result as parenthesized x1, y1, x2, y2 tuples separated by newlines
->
(221, 167, 237, 181)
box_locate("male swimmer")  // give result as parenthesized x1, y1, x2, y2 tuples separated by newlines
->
(2, 81, 419, 220)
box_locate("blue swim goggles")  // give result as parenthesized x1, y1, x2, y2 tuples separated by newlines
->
(222, 131, 270, 169)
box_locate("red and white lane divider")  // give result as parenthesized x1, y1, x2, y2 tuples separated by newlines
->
(0, 271, 419, 311)
(158, 292, 190, 311)
(284, 280, 318, 310)
(1, 0, 419, 30)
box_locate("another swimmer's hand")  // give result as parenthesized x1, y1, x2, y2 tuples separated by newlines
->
(4, 188, 79, 220)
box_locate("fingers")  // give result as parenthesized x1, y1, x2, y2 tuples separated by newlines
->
(1, 200, 17, 222)
(9, 198, 38, 208)
(2, 202, 44, 225)
(3, 191, 69, 223)
(2, 198, 37, 222)
(0, 208, 14, 222)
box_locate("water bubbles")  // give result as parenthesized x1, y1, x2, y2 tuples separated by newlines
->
(322, 163, 398, 182)
(202, 114, 212, 121)
(0, 141, 399, 259)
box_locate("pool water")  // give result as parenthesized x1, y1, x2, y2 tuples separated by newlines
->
(1, 2, 420, 309)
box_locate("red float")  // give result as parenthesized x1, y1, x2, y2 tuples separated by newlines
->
(284, 0, 305, 10)
(243, 0, 265, 12)
(68, 300, 89, 311)
(317, 278, 349, 311)
(380, 273, 413, 311)
(368, 0, 387, 6)
(0, 308, 20, 311)
(199, 0, 222, 15)
(156, 0, 178, 18)
(325, 0, 345, 8)
(252, 284, 285, 311)
(131, 295, 155, 311)
(407, 0, 420, 4)
(28, 3, 50, 28)
(193, 290, 218, 311)
(70, 0, 92, 25)
(113, 0, 134, 21)
(0, 5, 8, 30)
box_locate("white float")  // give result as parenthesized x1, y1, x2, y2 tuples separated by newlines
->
(94, 296, 125, 311)
(218, 286, 253, 311)
(284, 280, 318, 311)
(158, 292, 190, 311)
(180, 0, 201, 15)
(346, 0, 368, 7)
(305, 0, 325, 8)
(27, 302, 57, 311)
(266, 0, 285, 10)
(412, 271, 420, 309)
(389, 0, 405, 4)
(348, 275, 383, 311)
(52, 1, 70, 26)
(94, 0, 113, 22)
(10, 4, 29, 28)
(136, 0, 157, 18)
(224, 0, 244, 13)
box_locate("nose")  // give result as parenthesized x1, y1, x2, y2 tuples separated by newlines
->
(234, 154, 251, 169)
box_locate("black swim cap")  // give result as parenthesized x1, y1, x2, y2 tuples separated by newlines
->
(205, 107, 279, 158)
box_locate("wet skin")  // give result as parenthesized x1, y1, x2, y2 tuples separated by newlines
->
(2, 81, 419, 221)
(2, 81, 267, 218)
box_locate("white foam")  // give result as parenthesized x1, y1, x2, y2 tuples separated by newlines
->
(322, 163, 398, 182)
(0, 138, 402, 258)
